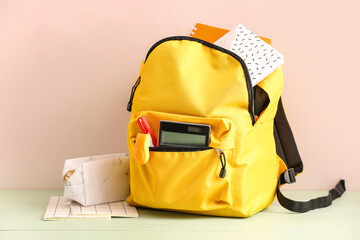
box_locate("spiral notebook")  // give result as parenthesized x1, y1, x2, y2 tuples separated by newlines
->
(189, 23, 229, 43)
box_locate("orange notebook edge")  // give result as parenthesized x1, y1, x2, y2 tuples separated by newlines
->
(189, 23, 272, 45)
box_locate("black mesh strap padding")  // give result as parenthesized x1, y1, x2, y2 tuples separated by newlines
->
(274, 98, 303, 174)
(277, 175, 346, 213)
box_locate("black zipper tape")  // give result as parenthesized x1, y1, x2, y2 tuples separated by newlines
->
(127, 77, 141, 112)
(149, 146, 211, 152)
(127, 36, 255, 124)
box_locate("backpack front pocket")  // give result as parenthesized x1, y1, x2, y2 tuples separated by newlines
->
(129, 147, 233, 211)
(127, 111, 235, 211)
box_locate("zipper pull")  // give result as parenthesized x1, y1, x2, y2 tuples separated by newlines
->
(216, 149, 226, 178)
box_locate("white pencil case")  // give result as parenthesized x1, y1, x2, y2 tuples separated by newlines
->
(62, 153, 130, 206)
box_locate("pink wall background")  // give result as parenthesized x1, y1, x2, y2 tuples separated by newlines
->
(1, 0, 359, 190)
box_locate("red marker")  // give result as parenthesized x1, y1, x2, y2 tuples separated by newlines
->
(137, 116, 158, 147)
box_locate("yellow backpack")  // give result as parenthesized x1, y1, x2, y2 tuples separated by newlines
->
(125, 36, 345, 217)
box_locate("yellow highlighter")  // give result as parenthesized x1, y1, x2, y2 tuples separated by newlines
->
(134, 133, 150, 165)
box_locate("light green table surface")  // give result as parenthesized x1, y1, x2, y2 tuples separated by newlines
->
(0, 190, 359, 240)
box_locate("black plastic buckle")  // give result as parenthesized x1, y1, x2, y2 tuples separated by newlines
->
(283, 168, 296, 184)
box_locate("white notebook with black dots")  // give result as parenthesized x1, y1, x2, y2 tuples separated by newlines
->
(214, 24, 284, 86)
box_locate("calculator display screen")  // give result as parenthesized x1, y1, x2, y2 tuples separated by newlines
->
(160, 131, 207, 147)
(159, 121, 211, 148)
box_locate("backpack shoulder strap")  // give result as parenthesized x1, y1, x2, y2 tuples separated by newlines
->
(274, 97, 346, 213)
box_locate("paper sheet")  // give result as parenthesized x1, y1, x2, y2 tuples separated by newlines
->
(71, 200, 138, 217)
(43, 196, 138, 220)
(214, 24, 284, 86)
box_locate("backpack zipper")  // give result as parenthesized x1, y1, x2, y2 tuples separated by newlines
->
(216, 149, 227, 178)
(126, 36, 255, 125)
(149, 146, 211, 152)
(149, 146, 227, 178)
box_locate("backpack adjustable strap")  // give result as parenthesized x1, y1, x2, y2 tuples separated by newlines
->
(277, 169, 346, 213)
(274, 98, 346, 212)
